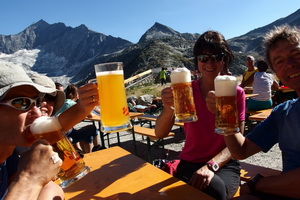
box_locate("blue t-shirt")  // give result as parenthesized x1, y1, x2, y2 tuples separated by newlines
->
(247, 98, 300, 172)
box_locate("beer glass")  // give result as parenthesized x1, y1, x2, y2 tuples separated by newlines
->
(170, 67, 198, 123)
(214, 75, 240, 135)
(30, 116, 90, 188)
(94, 62, 132, 132)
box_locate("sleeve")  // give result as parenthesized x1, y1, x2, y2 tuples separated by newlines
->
(237, 86, 246, 121)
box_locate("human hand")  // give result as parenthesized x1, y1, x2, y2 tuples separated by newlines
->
(161, 87, 174, 110)
(206, 91, 216, 114)
(189, 165, 214, 190)
(76, 83, 99, 116)
(17, 139, 62, 187)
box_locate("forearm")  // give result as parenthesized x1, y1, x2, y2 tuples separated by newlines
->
(5, 175, 43, 200)
(58, 104, 89, 131)
(155, 107, 175, 139)
(223, 133, 258, 160)
(255, 168, 300, 198)
(208, 148, 233, 168)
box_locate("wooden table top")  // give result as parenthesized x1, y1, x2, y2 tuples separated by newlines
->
(245, 93, 259, 99)
(248, 109, 272, 121)
(63, 146, 214, 200)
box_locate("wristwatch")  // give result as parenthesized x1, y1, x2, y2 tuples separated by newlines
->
(247, 174, 264, 194)
(206, 161, 219, 172)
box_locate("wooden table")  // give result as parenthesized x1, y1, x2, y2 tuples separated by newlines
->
(63, 146, 214, 200)
(248, 109, 272, 121)
(245, 93, 259, 99)
(86, 112, 144, 151)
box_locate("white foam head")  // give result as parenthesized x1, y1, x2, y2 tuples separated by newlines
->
(214, 75, 237, 96)
(96, 70, 123, 76)
(170, 67, 191, 84)
(30, 116, 62, 134)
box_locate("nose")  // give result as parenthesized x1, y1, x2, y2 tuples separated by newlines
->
(27, 105, 42, 120)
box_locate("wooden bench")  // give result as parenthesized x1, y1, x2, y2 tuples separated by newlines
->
(138, 115, 184, 129)
(234, 161, 281, 197)
(132, 125, 175, 162)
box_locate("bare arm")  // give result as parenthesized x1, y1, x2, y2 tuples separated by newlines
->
(240, 73, 255, 88)
(59, 83, 99, 131)
(155, 87, 176, 139)
(223, 133, 262, 160)
(271, 79, 280, 91)
(240, 168, 300, 198)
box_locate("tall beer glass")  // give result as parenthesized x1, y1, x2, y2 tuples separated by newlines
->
(30, 116, 90, 188)
(170, 67, 198, 123)
(94, 62, 132, 132)
(214, 75, 240, 135)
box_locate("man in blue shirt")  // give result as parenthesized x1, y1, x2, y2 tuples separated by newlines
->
(207, 25, 300, 199)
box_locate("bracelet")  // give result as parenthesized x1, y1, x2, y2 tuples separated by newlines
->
(247, 174, 264, 194)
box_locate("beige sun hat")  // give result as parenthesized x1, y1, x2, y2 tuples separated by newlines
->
(0, 62, 57, 101)
(30, 73, 65, 114)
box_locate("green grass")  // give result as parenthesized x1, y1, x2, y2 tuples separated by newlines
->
(126, 82, 171, 98)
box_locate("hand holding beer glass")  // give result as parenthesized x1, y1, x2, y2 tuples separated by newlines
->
(30, 116, 90, 188)
(94, 62, 132, 132)
(170, 67, 198, 123)
(214, 75, 240, 135)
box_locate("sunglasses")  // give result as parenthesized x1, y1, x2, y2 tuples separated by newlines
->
(197, 53, 224, 63)
(43, 94, 56, 102)
(0, 96, 44, 111)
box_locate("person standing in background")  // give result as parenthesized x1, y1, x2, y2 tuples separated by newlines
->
(240, 55, 258, 88)
(159, 67, 167, 85)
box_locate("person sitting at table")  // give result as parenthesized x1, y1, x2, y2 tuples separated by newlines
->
(127, 96, 157, 114)
(247, 60, 279, 111)
(240, 55, 258, 89)
(0, 63, 64, 200)
(155, 30, 245, 200)
(55, 83, 102, 153)
(207, 24, 300, 200)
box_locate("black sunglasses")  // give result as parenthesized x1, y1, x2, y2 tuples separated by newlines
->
(43, 94, 56, 102)
(0, 96, 44, 111)
(197, 53, 224, 63)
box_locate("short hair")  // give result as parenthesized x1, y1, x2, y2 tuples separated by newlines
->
(65, 84, 78, 100)
(256, 60, 269, 72)
(193, 30, 233, 71)
(55, 82, 63, 88)
(263, 24, 300, 68)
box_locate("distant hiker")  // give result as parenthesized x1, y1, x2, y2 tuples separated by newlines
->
(159, 67, 167, 85)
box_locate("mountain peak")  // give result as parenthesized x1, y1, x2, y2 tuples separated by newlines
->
(138, 22, 179, 43)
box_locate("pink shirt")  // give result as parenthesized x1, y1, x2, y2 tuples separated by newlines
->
(179, 79, 245, 163)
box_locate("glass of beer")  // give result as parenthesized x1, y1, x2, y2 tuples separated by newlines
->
(94, 62, 132, 132)
(170, 67, 198, 123)
(214, 75, 240, 135)
(30, 116, 90, 188)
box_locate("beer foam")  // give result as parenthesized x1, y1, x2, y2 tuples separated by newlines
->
(214, 75, 237, 96)
(96, 70, 123, 76)
(30, 116, 62, 134)
(170, 67, 191, 83)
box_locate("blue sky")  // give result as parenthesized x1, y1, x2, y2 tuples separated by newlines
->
(1, 0, 300, 43)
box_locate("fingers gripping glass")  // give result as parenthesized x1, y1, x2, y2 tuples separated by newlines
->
(197, 53, 224, 63)
(0, 96, 44, 111)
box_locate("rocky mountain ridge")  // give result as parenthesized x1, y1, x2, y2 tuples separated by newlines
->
(1, 8, 300, 86)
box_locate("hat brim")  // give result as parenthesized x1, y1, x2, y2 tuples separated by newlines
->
(53, 90, 65, 114)
(0, 82, 57, 101)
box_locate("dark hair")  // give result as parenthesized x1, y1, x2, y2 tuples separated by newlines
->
(65, 84, 78, 100)
(263, 24, 300, 69)
(193, 31, 234, 71)
(256, 60, 269, 72)
(55, 82, 63, 88)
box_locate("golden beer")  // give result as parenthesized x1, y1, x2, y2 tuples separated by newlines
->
(171, 67, 197, 123)
(214, 75, 240, 135)
(215, 96, 239, 135)
(172, 82, 197, 122)
(94, 62, 132, 132)
(30, 117, 90, 188)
